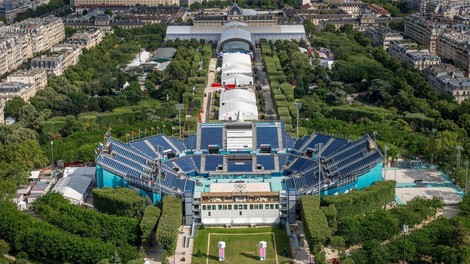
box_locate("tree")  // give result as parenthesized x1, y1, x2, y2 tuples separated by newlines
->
(4, 97, 26, 118)
(17, 104, 48, 129)
(366, 79, 393, 105)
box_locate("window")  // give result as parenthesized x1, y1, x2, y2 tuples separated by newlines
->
(265, 204, 269, 209)
(234, 205, 238, 210)
(202, 205, 206, 210)
(250, 204, 254, 210)
(244, 204, 248, 210)
(254, 204, 258, 210)
(239, 211, 242, 216)
(212, 205, 216, 210)
(270, 204, 274, 209)
(218, 205, 222, 210)
(208, 211, 211, 216)
(275, 204, 279, 209)
(223, 205, 227, 210)
(228, 205, 232, 210)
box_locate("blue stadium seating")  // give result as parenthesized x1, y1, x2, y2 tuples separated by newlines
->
(278, 154, 289, 168)
(192, 155, 201, 171)
(257, 155, 275, 170)
(288, 157, 316, 174)
(302, 134, 332, 152)
(293, 135, 310, 150)
(114, 154, 149, 172)
(147, 135, 174, 153)
(184, 135, 198, 150)
(185, 179, 195, 192)
(130, 140, 158, 159)
(174, 156, 197, 173)
(256, 125, 279, 148)
(227, 161, 252, 172)
(338, 151, 382, 177)
(321, 138, 349, 157)
(285, 178, 296, 190)
(97, 155, 141, 179)
(111, 143, 151, 166)
(200, 125, 223, 149)
(205, 155, 224, 171)
(168, 137, 187, 152)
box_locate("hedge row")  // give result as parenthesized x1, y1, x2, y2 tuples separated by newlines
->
(300, 196, 331, 253)
(155, 196, 183, 255)
(92, 187, 146, 219)
(33, 193, 140, 246)
(0, 201, 138, 264)
(321, 181, 396, 221)
(140, 205, 162, 247)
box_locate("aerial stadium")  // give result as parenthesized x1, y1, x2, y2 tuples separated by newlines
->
(95, 121, 383, 226)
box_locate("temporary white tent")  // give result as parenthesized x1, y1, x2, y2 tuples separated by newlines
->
(222, 53, 252, 68)
(220, 88, 257, 104)
(219, 101, 258, 121)
(221, 74, 254, 86)
(219, 88, 258, 121)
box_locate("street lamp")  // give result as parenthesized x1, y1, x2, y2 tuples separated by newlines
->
(176, 103, 184, 140)
(431, 128, 436, 165)
(465, 160, 469, 194)
(402, 224, 409, 264)
(456, 145, 463, 169)
(293, 101, 302, 140)
(50, 141, 54, 178)
(384, 145, 389, 179)
(315, 143, 323, 200)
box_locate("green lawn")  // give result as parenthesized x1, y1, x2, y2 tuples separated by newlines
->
(192, 227, 291, 264)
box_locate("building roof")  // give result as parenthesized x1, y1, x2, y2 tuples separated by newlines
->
(222, 52, 252, 67)
(221, 74, 254, 86)
(219, 100, 258, 121)
(29, 171, 40, 180)
(52, 174, 93, 202)
(63, 166, 96, 178)
(220, 88, 257, 104)
(166, 24, 305, 35)
(210, 182, 271, 192)
(152, 47, 177, 61)
(221, 64, 252, 75)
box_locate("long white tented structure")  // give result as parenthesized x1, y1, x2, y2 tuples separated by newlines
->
(219, 89, 258, 121)
(221, 53, 253, 86)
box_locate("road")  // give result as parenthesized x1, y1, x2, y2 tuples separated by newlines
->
(254, 46, 277, 120)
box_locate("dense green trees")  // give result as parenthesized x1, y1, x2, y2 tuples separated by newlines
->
(322, 181, 396, 220)
(300, 196, 330, 261)
(140, 206, 161, 247)
(0, 201, 138, 263)
(350, 195, 470, 263)
(156, 196, 182, 260)
(33, 193, 141, 246)
(92, 187, 146, 219)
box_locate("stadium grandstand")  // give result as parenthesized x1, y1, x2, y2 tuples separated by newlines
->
(95, 121, 383, 226)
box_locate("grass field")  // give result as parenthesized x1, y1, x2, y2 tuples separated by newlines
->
(192, 227, 291, 264)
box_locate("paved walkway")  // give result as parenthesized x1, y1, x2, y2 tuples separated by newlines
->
(289, 222, 313, 264)
(170, 226, 193, 264)
(254, 46, 277, 120)
(145, 244, 164, 264)
(202, 57, 218, 123)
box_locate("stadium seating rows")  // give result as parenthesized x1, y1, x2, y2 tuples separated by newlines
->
(257, 155, 275, 170)
(227, 161, 252, 172)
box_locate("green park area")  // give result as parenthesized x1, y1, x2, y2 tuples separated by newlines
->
(193, 227, 291, 264)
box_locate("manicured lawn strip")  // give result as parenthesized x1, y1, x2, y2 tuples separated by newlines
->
(192, 227, 291, 264)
